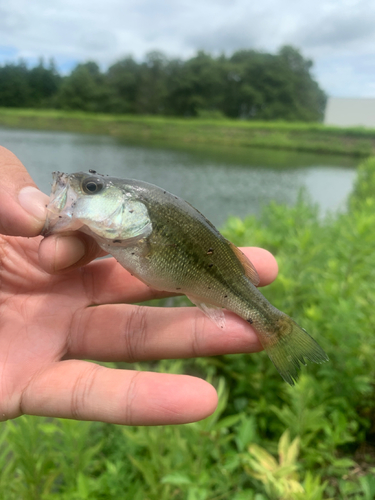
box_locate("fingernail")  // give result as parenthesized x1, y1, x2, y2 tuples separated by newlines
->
(18, 186, 49, 222)
(54, 235, 86, 271)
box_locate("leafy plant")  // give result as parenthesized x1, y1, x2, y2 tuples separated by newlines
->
(242, 430, 329, 500)
(243, 430, 304, 498)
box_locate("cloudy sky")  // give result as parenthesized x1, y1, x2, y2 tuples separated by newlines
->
(1, 0, 374, 97)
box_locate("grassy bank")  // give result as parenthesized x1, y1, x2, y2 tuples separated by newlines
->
(1, 107, 375, 157)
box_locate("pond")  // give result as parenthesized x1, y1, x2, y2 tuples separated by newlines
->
(0, 127, 358, 227)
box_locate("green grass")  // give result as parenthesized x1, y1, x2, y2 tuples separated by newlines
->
(1, 157, 375, 498)
(1, 107, 375, 157)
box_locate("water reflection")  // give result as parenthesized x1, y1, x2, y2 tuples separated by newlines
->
(0, 127, 357, 227)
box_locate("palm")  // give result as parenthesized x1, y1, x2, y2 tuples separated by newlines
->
(1, 234, 88, 418)
(1, 232, 187, 423)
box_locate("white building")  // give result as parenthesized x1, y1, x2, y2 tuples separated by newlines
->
(324, 98, 375, 128)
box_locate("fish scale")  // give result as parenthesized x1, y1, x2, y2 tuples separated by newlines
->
(43, 171, 329, 385)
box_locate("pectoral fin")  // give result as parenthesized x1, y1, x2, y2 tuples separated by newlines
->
(187, 295, 226, 330)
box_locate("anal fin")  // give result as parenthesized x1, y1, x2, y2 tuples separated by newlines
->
(187, 295, 226, 330)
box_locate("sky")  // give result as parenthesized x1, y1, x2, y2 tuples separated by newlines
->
(0, 0, 374, 98)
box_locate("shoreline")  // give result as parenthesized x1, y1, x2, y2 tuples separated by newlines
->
(0, 108, 374, 157)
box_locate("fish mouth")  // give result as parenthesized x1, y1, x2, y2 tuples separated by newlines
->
(42, 172, 81, 236)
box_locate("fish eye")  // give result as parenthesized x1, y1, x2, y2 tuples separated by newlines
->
(82, 178, 104, 195)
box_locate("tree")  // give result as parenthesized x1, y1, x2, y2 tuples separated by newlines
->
(0, 61, 32, 108)
(165, 51, 225, 116)
(277, 45, 326, 121)
(28, 58, 61, 107)
(55, 62, 111, 112)
(106, 56, 140, 113)
(135, 51, 169, 114)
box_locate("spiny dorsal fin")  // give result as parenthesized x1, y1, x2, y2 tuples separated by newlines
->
(229, 242, 260, 286)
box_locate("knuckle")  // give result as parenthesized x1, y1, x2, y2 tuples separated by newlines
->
(191, 310, 205, 358)
(70, 364, 101, 419)
(123, 306, 148, 363)
(124, 371, 142, 425)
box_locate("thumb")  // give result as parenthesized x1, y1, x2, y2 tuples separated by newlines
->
(0, 146, 49, 237)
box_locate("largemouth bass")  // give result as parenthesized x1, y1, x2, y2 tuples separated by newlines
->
(43, 171, 328, 385)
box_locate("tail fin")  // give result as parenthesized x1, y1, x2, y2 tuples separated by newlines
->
(263, 318, 329, 386)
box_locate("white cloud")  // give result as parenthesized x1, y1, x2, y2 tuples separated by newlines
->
(0, 0, 374, 96)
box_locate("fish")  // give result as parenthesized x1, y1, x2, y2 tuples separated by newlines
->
(42, 170, 329, 385)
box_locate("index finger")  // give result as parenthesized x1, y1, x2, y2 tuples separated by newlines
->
(65, 246, 279, 306)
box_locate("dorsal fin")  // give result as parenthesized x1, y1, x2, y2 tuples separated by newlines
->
(229, 242, 260, 286)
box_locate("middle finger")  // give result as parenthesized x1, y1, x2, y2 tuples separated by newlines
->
(66, 303, 263, 362)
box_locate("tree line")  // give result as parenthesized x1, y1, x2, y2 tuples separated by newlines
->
(0, 46, 326, 121)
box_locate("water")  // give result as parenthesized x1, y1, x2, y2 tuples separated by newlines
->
(0, 127, 358, 227)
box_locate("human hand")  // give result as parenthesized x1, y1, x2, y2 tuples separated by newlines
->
(0, 146, 278, 425)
